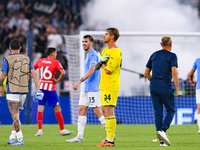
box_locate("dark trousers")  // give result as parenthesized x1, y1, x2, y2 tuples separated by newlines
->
(150, 86, 175, 132)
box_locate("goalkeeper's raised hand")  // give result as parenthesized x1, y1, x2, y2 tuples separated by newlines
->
(95, 53, 109, 70)
(98, 52, 109, 65)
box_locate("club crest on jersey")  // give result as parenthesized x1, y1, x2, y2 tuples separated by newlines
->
(42, 60, 52, 64)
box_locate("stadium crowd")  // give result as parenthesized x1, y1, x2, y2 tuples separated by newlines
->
(0, 0, 90, 65)
(0, 0, 90, 96)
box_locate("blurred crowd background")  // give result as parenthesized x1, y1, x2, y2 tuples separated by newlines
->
(0, 0, 92, 96)
(0, 0, 91, 61)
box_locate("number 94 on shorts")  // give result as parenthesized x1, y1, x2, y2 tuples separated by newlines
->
(101, 90, 119, 106)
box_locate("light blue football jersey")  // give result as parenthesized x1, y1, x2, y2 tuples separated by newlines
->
(83, 49, 101, 92)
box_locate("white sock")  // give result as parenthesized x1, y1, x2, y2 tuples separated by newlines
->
(107, 139, 114, 142)
(38, 129, 42, 132)
(98, 115, 105, 129)
(16, 130, 23, 141)
(9, 130, 16, 139)
(197, 114, 200, 130)
(77, 116, 87, 139)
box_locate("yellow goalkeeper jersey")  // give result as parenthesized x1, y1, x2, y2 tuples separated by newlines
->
(99, 47, 122, 92)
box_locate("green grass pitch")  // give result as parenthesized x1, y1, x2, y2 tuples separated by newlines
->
(0, 124, 200, 150)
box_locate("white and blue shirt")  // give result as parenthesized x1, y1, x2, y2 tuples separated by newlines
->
(83, 49, 101, 92)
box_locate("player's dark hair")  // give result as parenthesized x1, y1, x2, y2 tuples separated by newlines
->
(83, 35, 93, 42)
(106, 27, 120, 41)
(9, 39, 21, 50)
(161, 36, 171, 46)
(46, 47, 56, 56)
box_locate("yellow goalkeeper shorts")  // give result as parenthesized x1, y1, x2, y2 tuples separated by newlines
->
(100, 90, 119, 106)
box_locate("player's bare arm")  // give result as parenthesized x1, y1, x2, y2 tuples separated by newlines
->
(144, 67, 151, 81)
(102, 64, 111, 74)
(172, 67, 182, 97)
(73, 65, 95, 90)
(30, 69, 40, 92)
(0, 86, 4, 96)
(54, 69, 65, 83)
(95, 62, 102, 70)
(0, 71, 6, 86)
(189, 68, 196, 85)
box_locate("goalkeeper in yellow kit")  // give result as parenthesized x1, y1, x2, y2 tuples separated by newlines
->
(95, 28, 122, 147)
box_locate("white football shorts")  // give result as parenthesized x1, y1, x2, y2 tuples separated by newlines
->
(6, 94, 27, 110)
(79, 91, 101, 107)
(196, 89, 200, 104)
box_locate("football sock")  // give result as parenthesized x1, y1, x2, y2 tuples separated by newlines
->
(37, 112, 43, 130)
(9, 130, 16, 139)
(98, 115, 106, 129)
(105, 116, 116, 141)
(197, 114, 200, 130)
(55, 111, 65, 130)
(16, 130, 23, 141)
(77, 116, 87, 139)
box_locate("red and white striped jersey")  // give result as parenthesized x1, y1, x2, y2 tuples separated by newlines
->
(34, 58, 63, 91)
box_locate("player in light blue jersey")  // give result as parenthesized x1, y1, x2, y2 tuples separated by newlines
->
(189, 58, 200, 134)
(66, 35, 105, 142)
(83, 48, 100, 93)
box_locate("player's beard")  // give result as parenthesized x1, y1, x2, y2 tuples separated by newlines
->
(83, 45, 89, 51)
(104, 37, 111, 44)
(84, 48, 89, 52)
(84, 48, 89, 51)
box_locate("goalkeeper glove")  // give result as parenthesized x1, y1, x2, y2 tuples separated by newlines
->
(98, 52, 109, 64)
(33, 90, 44, 103)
